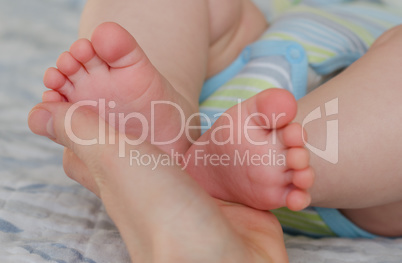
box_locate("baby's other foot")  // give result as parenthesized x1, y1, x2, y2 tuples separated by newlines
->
(185, 89, 314, 211)
(43, 22, 198, 154)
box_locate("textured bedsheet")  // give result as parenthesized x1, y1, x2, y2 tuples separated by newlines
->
(1, 0, 401, 262)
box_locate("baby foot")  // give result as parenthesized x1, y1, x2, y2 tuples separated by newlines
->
(42, 22, 197, 154)
(184, 89, 314, 211)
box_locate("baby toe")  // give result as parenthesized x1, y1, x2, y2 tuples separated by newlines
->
(280, 123, 306, 147)
(292, 167, 315, 190)
(43, 67, 67, 90)
(43, 67, 74, 98)
(70, 38, 107, 72)
(286, 147, 310, 170)
(286, 188, 311, 211)
(56, 51, 87, 83)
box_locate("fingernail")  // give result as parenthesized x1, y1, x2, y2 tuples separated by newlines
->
(30, 109, 55, 138)
(46, 113, 55, 138)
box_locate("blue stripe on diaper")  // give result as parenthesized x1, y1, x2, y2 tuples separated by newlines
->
(279, 12, 368, 52)
(314, 207, 379, 239)
(329, 10, 388, 38)
(247, 40, 308, 99)
(241, 61, 291, 90)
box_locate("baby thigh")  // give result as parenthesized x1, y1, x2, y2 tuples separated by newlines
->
(296, 24, 402, 209)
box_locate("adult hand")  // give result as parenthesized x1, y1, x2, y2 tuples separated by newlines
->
(28, 102, 288, 263)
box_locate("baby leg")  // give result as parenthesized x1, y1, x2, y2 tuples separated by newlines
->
(296, 25, 402, 236)
(43, 0, 267, 155)
(78, 0, 267, 100)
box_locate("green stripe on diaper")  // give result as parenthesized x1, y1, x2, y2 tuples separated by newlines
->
(273, 0, 302, 17)
(206, 89, 260, 101)
(225, 77, 278, 89)
(263, 32, 336, 56)
(262, 32, 336, 63)
(333, 2, 402, 29)
(288, 5, 375, 46)
(348, 1, 402, 17)
(366, 18, 393, 29)
(272, 208, 337, 237)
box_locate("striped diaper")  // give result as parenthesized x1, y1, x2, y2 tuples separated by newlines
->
(199, 1, 402, 131)
(263, 2, 402, 74)
(199, 1, 402, 238)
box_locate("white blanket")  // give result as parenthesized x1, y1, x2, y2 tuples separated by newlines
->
(0, 0, 401, 262)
